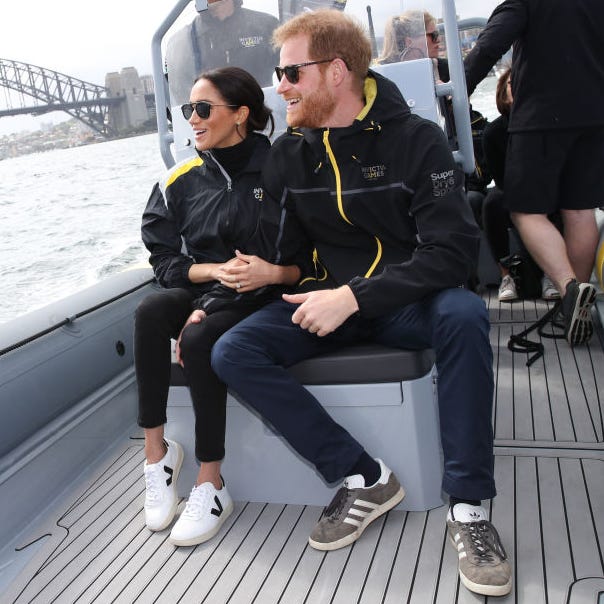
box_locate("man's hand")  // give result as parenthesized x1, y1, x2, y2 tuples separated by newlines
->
(175, 309, 206, 367)
(283, 286, 359, 337)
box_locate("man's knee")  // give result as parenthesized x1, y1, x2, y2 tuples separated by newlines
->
(436, 289, 489, 333)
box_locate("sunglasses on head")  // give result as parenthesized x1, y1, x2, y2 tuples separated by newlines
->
(426, 30, 440, 43)
(274, 58, 336, 84)
(181, 100, 238, 120)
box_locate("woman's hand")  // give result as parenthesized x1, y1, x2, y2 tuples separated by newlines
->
(175, 309, 206, 367)
(218, 250, 300, 292)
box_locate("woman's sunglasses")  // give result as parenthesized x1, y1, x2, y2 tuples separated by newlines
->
(426, 30, 440, 43)
(274, 58, 336, 84)
(181, 101, 238, 120)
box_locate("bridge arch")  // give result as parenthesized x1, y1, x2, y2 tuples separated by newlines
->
(0, 59, 121, 136)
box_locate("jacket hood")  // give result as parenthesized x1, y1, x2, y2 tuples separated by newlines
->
(288, 69, 411, 154)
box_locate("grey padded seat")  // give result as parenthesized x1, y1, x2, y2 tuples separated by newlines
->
(171, 344, 435, 387)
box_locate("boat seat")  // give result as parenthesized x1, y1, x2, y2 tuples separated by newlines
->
(167, 343, 444, 511)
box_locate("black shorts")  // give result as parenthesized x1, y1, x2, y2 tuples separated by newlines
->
(504, 126, 604, 213)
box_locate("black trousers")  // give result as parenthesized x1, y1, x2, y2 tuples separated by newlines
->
(482, 187, 512, 265)
(134, 288, 254, 462)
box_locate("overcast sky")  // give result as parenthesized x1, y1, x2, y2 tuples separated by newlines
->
(0, 0, 500, 135)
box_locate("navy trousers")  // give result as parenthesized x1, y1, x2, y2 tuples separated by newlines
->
(211, 287, 495, 501)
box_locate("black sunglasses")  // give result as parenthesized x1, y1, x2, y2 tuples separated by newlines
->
(181, 101, 238, 120)
(426, 30, 440, 43)
(274, 58, 336, 84)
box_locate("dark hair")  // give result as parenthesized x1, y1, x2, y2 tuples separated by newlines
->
(196, 66, 274, 136)
(495, 66, 512, 116)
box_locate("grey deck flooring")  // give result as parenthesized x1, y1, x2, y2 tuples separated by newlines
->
(5, 292, 604, 603)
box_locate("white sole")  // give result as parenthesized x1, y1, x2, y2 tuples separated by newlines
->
(308, 486, 405, 551)
(169, 501, 234, 547)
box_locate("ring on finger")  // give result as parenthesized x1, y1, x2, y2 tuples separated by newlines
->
(236, 282, 241, 289)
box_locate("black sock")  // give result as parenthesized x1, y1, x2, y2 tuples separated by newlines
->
(348, 452, 380, 486)
(449, 496, 481, 509)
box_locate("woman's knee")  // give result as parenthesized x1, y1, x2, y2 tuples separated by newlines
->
(179, 322, 215, 361)
(135, 292, 169, 328)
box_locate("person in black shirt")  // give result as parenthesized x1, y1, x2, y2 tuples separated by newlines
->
(465, 0, 604, 345)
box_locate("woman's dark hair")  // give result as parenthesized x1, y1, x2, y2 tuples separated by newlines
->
(196, 66, 274, 137)
(495, 66, 513, 116)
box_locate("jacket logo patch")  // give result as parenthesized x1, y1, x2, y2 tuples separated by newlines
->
(430, 170, 455, 197)
(361, 164, 386, 180)
(240, 36, 264, 48)
(254, 187, 264, 201)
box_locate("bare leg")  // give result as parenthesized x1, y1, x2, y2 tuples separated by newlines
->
(144, 426, 167, 463)
(511, 212, 575, 295)
(196, 461, 222, 490)
(561, 209, 598, 284)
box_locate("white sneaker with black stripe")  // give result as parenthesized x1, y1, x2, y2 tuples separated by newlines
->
(308, 459, 404, 551)
(169, 479, 233, 546)
(143, 438, 183, 531)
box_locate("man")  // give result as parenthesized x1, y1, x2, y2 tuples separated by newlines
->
(212, 9, 511, 597)
(464, 0, 604, 346)
(165, 0, 279, 103)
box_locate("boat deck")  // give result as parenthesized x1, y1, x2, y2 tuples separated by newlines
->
(4, 292, 604, 603)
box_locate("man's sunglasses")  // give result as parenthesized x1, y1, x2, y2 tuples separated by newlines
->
(274, 58, 336, 84)
(426, 30, 440, 43)
(181, 101, 238, 120)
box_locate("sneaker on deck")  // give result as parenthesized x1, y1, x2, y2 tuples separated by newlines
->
(308, 459, 404, 551)
(541, 275, 560, 301)
(498, 274, 518, 302)
(447, 503, 512, 597)
(561, 279, 597, 345)
(143, 438, 183, 531)
(169, 479, 233, 546)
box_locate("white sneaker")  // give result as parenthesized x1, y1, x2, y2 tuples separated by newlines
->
(498, 274, 518, 301)
(169, 479, 234, 546)
(541, 275, 560, 300)
(143, 439, 183, 531)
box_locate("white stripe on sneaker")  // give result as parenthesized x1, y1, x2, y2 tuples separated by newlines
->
(354, 498, 379, 509)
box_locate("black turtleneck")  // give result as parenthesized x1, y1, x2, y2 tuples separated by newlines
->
(203, 134, 256, 177)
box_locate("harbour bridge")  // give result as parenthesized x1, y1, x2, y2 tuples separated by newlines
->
(0, 59, 150, 137)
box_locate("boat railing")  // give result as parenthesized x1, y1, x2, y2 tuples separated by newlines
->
(151, 0, 476, 174)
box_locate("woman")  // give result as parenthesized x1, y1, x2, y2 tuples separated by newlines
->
(483, 68, 559, 301)
(136, 67, 301, 546)
(376, 10, 444, 81)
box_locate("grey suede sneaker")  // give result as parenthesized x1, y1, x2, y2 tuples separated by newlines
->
(447, 504, 512, 597)
(561, 279, 596, 345)
(308, 459, 404, 551)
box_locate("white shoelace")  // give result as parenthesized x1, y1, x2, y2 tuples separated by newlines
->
(181, 483, 213, 519)
(144, 465, 164, 504)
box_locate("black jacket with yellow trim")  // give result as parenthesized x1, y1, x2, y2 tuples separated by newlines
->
(260, 70, 480, 319)
(141, 133, 288, 312)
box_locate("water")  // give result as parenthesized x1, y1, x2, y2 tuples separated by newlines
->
(0, 78, 498, 325)
(0, 133, 165, 324)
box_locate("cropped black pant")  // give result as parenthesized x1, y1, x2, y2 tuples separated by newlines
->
(134, 287, 253, 462)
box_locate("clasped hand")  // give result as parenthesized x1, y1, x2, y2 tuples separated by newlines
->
(218, 250, 274, 293)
